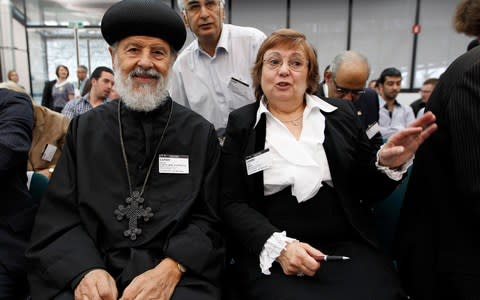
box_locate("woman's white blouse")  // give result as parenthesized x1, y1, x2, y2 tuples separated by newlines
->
(255, 94, 337, 203)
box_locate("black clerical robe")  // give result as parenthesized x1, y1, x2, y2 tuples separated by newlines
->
(27, 99, 224, 299)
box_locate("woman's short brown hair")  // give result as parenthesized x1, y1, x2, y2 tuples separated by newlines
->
(454, 0, 480, 36)
(251, 28, 319, 101)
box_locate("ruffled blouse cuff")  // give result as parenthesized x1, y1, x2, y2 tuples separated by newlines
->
(375, 145, 413, 181)
(259, 231, 297, 275)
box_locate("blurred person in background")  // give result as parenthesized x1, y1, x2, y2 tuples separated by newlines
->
(410, 78, 438, 118)
(51, 65, 75, 113)
(62, 66, 114, 119)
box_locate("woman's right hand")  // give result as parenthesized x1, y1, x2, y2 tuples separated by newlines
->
(276, 241, 324, 277)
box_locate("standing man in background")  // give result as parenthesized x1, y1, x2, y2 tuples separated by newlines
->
(377, 67, 415, 139)
(75, 65, 89, 98)
(169, 0, 266, 139)
(410, 78, 438, 118)
(395, 0, 480, 299)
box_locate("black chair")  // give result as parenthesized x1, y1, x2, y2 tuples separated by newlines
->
(27, 171, 49, 203)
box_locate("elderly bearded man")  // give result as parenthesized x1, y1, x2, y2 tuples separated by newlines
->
(26, 1, 224, 299)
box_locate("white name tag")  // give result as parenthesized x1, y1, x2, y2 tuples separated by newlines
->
(366, 122, 380, 140)
(158, 155, 189, 174)
(245, 149, 272, 176)
(41, 144, 57, 162)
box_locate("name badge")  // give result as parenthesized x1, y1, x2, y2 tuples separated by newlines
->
(228, 77, 251, 99)
(41, 144, 57, 162)
(158, 154, 189, 174)
(245, 149, 272, 175)
(366, 122, 380, 140)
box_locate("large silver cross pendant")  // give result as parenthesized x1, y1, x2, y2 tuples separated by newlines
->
(114, 190, 154, 240)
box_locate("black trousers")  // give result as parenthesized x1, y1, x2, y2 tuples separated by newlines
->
(0, 263, 29, 299)
(236, 186, 407, 300)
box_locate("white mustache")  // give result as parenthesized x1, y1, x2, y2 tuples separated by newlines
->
(130, 67, 161, 79)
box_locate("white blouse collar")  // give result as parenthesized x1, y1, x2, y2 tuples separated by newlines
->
(254, 93, 337, 128)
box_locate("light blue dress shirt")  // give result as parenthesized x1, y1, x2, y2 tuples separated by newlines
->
(169, 24, 266, 132)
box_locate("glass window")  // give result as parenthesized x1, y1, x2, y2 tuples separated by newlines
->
(351, 0, 416, 88)
(230, 0, 286, 35)
(414, 0, 470, 87)
(290, 0, 349, 78)
(27, 28, 111, 102)
(25, 0, 172, 26)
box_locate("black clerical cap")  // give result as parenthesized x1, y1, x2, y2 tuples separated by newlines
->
(101, 0, 186, 52)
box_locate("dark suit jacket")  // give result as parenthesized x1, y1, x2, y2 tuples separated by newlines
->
(221, 96, 398, 262)
(395, 46, 480, 299)
(316, 87, 383, 148)
(41, 79, 56, 109)
(409, 98, 425, 117)
(0, 88, 36, 274)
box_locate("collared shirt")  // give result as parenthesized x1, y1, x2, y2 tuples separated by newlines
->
(378, 99, 415, 139)
(255, 94, 337, 203)
(74, 78, 89, 98)
(61, 94, 106, 119)
(169, 24, 266, 133)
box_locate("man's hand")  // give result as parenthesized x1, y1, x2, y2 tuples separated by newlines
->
(120, 257, 182, 300)
(276, 241, 324, 277)
(379, 111, 437, 168)
(74, 269, 118, 300)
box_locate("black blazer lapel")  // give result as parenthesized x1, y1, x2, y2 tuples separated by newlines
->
(252, 114, 266, 201)
(322, 110, 347, 188)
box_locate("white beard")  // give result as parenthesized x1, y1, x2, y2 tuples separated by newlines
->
(113, 62, 169, 112)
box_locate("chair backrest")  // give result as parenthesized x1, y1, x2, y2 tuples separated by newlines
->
(373, 167, 412, 258)
(28, 172, 49, 203)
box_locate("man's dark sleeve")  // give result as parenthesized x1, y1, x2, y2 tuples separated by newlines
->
(0, 90, 33, 177)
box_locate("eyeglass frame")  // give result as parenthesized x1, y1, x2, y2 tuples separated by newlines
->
(262, 54, 309, 72)
(332, 78, 366, 99)
(183, 0, 222, 14)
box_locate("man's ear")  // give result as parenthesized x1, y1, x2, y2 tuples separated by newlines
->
(183, 12, 190, 27)
(324, 71, 332, 83)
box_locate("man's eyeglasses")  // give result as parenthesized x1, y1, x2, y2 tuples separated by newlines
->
(185, 0, 221, 14)
(263, 54, 308, 72)
(332, 79, 365, 99)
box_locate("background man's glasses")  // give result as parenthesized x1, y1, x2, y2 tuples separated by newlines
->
(185, 0, 221, 14)
(333, 79, 365, 98)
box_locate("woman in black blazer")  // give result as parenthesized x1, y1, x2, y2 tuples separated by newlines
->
(220, 29, 436, 300)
